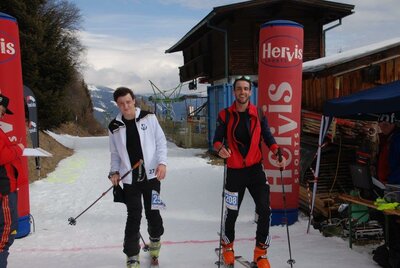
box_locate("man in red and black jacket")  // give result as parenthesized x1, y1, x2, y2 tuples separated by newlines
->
(0, 93, 24, 267)
(213, 76, 286, 268)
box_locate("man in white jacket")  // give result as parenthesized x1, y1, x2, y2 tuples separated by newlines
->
(108, 87, 167, 268)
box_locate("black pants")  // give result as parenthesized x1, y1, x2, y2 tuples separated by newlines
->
(223, 163, 271, 246)
(123, 178, 164, 256)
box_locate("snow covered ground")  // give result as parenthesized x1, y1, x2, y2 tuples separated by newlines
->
(8, 133, 381, 267)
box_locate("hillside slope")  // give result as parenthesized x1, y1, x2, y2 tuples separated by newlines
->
(27, 123, 102, 182)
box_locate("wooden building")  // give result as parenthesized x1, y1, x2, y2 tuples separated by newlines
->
(302, 38, 400, 113)
(300, 38, 400, 219)
(166, 0, 354, 85)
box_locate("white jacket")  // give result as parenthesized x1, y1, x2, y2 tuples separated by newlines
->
(108, 108, 167, 184)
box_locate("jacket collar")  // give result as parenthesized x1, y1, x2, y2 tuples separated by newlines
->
(116, 107, 141, 123)
(230, 101, 257, 117)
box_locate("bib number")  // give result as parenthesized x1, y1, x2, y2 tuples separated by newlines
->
(224, 190, 239, 210)
(151, 190, 166, 210)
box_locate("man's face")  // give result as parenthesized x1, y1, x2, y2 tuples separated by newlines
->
(378, 121, 395, 135)
(234, 80, 251, 105)
(116, 94, 135, 119)
(0, 105, 6, 119)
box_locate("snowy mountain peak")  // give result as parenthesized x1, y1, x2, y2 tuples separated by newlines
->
(87, 84, 119, 127)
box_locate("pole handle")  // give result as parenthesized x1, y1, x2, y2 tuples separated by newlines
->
(119, 159, 143, 181)
(68, 159, 143, 225)
(277, 148, 283, 171)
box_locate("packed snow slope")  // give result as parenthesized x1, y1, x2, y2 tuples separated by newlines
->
(9, 133, 380, 267)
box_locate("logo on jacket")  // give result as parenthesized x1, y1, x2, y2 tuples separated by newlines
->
(141, 123, 147, 130)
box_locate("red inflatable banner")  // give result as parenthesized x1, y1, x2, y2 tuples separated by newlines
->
(257, 20, 303, 225)
(0, 12, 30, 237)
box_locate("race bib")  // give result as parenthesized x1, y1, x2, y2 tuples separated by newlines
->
(151, 190, 166, 210)
(224, 190, 239, 210)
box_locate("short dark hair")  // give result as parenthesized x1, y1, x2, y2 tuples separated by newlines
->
(113, 87, 135, 102)
(233, 76, 252, 90)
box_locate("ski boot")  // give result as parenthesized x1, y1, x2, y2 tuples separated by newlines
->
(149, 237, 161, 267)
(126, 255, 140, 268)
(221, 241, 235, 267)
(253, 242, 270, 268)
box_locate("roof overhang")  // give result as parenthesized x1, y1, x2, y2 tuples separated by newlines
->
(165, 0, 354, 53)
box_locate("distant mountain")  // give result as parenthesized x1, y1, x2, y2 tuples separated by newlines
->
(88, 84, 207, 127)
(88, 85, 153, 127)
(87, 85, 119, 127)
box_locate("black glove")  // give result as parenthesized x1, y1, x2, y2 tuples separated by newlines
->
(276, 148, 283, 163)
(113, 185, 125, 203)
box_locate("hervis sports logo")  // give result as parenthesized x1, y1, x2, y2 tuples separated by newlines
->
(260, 35, 303, 68)
(0, 30, 16, 64)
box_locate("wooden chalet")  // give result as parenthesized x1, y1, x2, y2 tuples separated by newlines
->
(166, 0, 354, 84)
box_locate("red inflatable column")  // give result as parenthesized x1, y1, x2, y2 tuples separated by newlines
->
(258, 20, 303, 225)
(0, 12, 30, 237)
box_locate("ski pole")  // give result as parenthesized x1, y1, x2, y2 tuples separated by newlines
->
(140, 233, 150, 252)
(277, 149, 295, 267)
(68, 160, 143, 225)
(217, 144, 228, 267)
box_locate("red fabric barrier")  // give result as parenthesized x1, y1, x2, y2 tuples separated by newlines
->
(258, 21, 303, 223)
(0, 13, 30, 226)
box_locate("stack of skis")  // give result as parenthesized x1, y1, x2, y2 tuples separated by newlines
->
(301, 109, 379, 146)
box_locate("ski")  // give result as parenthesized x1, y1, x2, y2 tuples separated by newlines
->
(142, 239, 159, 267)
(150, 256, 159, 268)
(235, 256, 257, 268)
(215, 247, 254, 268)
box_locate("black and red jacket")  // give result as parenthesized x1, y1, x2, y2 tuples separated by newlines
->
(213, 101, 278, 169)
(0, 129, 23, 197)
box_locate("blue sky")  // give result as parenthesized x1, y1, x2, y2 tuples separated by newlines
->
(71, 0, 208, 41)
(70, 0, 400, 94)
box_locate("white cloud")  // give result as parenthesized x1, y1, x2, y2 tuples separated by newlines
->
(79, 31, 183, 94)
(78, 0, 400, 95)
(326, 0, 400, 55)
(76, 1, 246, 95)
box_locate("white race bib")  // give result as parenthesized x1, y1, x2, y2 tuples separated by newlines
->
(224, 190, 239, 210)
(151, 190, 166, 210)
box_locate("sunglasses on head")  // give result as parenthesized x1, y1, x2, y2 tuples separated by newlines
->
(234, 75, 251, 82)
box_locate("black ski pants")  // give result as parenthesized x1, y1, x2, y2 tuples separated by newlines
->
(223, 163, 271, 246)
(123, 178, 164, 257)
